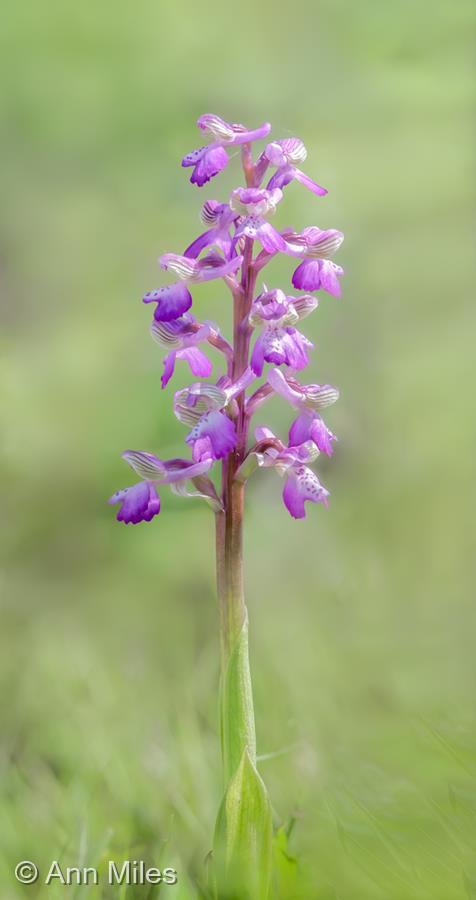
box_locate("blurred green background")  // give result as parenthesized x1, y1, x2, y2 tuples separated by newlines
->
(1, 0, 475, 897)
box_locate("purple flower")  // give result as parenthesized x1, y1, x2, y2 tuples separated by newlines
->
(230, 187, 287, 254)
(284, 226, 344, 296)
(285, 226, 344, 258)
(143, 283, 192, 322)
(252, 425, 320, 470)
(150, 315, 213, 388)
(197, 114, 271, 145)
(186, 410, 237, 461)
(174, 381, 236, 459)
(251, 327, 312, 376)
(267, 367, 340, 411)
(173, 381, 229, 425)
(289, 411, 336, 456)
(109, 481, 161, 524)
(159, 251, 243, 283)
(238, 426, 329, 519)
(249, 287, 315, 375)
(109, 452, 215, 524)
(162, 347, 211, 389)
(173, 370, 255, 461)
(182, 114, 271, 187)
(182, 145, 229, 187)
(292, 259, 344, 296)
(230, 187, 282, 217)
(184, 201, 238, 260)
(282, 466, 329, 518)
(264, 138, 327, 197)
(214, 367, 257, 403)
(250, 287, 318, 324)
(173, 371, 255, 422)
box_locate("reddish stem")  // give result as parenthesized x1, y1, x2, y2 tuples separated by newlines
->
(215, 151, 258, 660)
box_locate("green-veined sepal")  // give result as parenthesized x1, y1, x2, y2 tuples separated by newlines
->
(122, 450, 167, 481)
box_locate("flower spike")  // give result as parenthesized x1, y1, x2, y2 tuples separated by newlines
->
(113, 116, 343, 527)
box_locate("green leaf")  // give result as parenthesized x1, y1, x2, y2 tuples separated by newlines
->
(220, 610, 256, 783)
(214, 748, 273, 900)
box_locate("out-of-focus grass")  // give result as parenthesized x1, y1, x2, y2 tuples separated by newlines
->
(1, 0, 475, 897)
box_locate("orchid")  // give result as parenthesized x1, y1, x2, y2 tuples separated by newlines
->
(285, 225, 345, 295)
(158, 250, 243, 283)
(237, 426, 329, 518)
(184, 200, 237, 259)
(109, 113, 344, 897)
(142, 282, 192, 321)
(249, 287, 316, 376)
(289, 409, 337, 456)
(108, 452, 218, 523)
(230, 186, 287, 253)
(263, 137, 328, 197)
(182, 114, 271, 186)
(149, 315, 213, 388)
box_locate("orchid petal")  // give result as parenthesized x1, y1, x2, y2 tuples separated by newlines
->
(182, 144, 229, 187)
(184, 228, 217, 259)
(162, 458, 214, 482)
(289, 412, 336, 456)
(122, 450, 167, 481)
(265, 138, 307, 166)
(197, 114, 237, 141)
(160, 252, 242, 283)
(291, 293, 319, 320)
(174, 383, 228, 425)
(170, 478, 223, 512)
(161, 351, 177, 389)
(293, 168, 327, 196)
(143, 283, 193, 321)
(197, 255, 243, 282)
(197, 114, 271, 145)
(225, 367, 257, 400)
(256, 221, 287, 254)
(255, 426, 277, 441)
(228, 123, 272, 145)
(185, 410, 237, 460)
(201, 199, 227, 225)
(250, 334, 266, 376)
(292, 260, 322, 292)
(267, 368, 339, 411)
(178, 347, 213, 378)
(109, 482, 161, 525)
(319, 260, 344, 297)
(282, 467, 329, 519)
